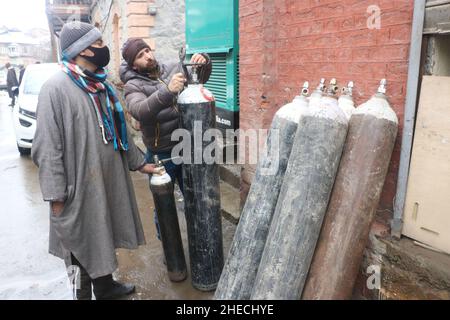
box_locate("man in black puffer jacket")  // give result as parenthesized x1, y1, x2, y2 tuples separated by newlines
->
(120, 38, 211, 240)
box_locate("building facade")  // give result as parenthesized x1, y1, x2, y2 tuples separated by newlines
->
(90, 0, 185, 82)
(46, 0, 185, 83)
(0, 28, 51, 67)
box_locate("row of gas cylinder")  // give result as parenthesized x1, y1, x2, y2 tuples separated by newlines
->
(215, 79, 399, 300)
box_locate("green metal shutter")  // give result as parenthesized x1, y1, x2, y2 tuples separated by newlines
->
(236, 54, 240, 108)
(185, 0, 239, 130)
(204, 53, 227, 109)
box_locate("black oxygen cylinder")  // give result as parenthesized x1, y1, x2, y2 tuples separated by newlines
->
(251, 79, 349, 300)
(214, 82, 311, 300)
(177, 67, 223, 291)
(150, 156, 187, 282)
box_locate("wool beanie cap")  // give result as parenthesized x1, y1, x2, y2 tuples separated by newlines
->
(122, 38, 151, 67)
(60, 21, 102, 60)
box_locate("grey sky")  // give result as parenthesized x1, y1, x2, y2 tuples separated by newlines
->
(0, 0, 48, 30)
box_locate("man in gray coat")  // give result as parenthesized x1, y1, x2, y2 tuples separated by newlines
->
(32, 22, 158, 300)
(119, 38, 211, 240)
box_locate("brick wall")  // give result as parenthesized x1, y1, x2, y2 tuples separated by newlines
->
(239, 0, 414, 217)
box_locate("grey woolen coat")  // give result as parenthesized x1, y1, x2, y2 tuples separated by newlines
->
(31, 70, 146, 279)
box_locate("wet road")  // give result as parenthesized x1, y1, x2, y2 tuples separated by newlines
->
(0, 91, 236, 300)
(0, 92, 72, 299)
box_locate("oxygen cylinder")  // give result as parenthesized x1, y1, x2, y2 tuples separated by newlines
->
(251, 79, 349, 300)
(150, 156, 187, 282)
(338, 81, 355, 120)
(215, 83, 311, 300)
(177, 66, 223, 291)
(302, 79, 398, 300)
(309, 78, 326, 106)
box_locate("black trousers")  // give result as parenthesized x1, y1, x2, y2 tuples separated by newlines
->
(70, 254, 113, 300)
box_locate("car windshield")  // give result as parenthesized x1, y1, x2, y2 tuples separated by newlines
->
(23, 67, 58, 95)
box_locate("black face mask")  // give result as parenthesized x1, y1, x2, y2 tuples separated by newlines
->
(83, 45, 110, 68)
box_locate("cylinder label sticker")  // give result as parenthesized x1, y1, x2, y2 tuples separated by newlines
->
(200, 87, 215, 102)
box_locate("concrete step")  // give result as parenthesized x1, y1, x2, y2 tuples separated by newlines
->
(354, 226, 450, 300)
(219, 164, 241, 189)
(220, 180, 241, 225)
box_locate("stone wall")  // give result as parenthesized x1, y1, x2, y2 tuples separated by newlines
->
(425, 35, 450, 77)
(91, 0, 185, 82)
(91, 0, 129, 82)
(149, 0, 185, 63)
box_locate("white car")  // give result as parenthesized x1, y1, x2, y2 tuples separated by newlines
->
(13, 63, 60, 156)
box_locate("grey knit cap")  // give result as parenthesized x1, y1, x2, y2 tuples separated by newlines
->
(60, 21, 102, 60)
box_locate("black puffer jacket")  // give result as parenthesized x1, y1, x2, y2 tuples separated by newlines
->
(120, 56, 211, 153)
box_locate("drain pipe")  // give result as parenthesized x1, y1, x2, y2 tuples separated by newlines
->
(391, 0, 426, 239)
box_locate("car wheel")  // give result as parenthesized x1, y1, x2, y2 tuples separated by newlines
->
(17, 144, 31, 156)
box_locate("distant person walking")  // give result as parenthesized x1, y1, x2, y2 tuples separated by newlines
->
(5, 62, 18, 106)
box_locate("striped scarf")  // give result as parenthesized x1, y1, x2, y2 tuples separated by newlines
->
(61, 60, 128, 151)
